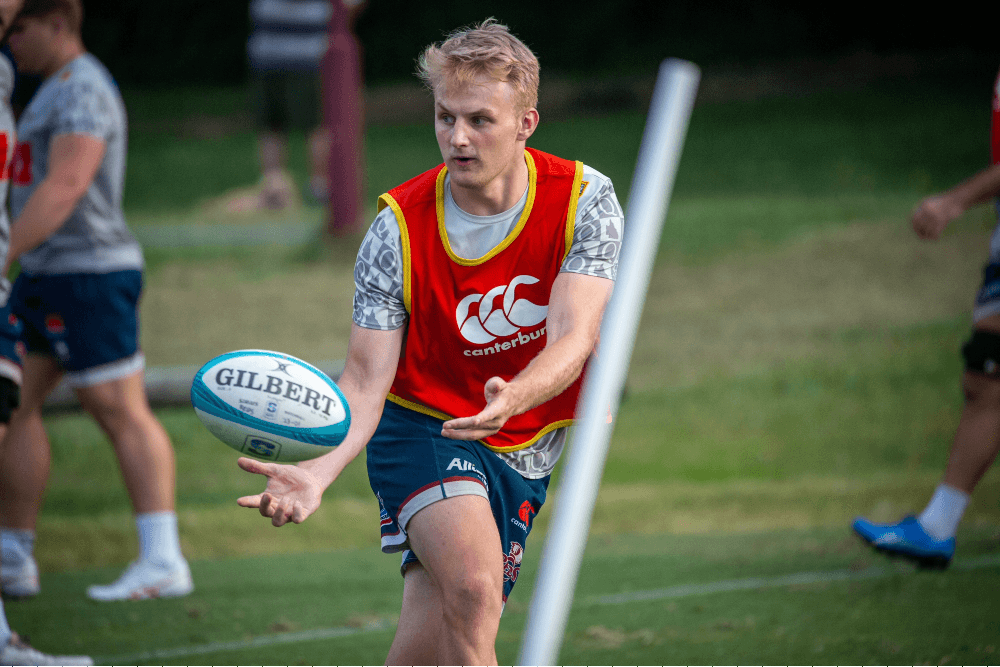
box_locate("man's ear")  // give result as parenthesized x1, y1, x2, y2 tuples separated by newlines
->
(518, 107, 539, 142)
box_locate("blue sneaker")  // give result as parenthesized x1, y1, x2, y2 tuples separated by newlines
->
(852, 515, 954, 569)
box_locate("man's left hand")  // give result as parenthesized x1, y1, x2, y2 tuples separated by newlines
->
(441, 376, 516, 440)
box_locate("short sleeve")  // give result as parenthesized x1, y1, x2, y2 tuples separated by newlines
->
(352, 207, 408, 330)
(560, 166, 623, 281)
(52, 79, 114, 140)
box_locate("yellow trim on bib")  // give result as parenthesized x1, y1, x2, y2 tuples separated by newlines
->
(386, 393, 574, 453)
(562, 161, 585, 264)
(377, 193, 413, 314)
(386, 393, 454, 422)
(436, 150, 538, 266)
(481, 418, 575, 453)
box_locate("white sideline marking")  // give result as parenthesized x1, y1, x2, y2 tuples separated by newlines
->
(99, 554, 1000, 663)
(587, 553, 1000, 606)
(100, 619, 393, 663)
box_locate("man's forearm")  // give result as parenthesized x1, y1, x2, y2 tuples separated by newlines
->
(948, 162, 1000, 211)
(297, 381, 384, 489)
(503, 330, 592, 416)
(5, 179, 82, 273)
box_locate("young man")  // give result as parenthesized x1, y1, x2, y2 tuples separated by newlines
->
(0, 1, 90, 662)
(853, 66, 1000, 568)
(238, 19, 622, 664)
(0, 0, 192, 601)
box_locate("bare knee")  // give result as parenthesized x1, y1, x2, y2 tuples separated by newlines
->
(961, 371, 1000, 406)
(439, 567, 503, 629)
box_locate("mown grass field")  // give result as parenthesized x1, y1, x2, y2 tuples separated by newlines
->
(5, 62, 1000, 664)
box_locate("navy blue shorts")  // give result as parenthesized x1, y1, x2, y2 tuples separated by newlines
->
(367, 400, 549, 603)
(975, 261, 1000, 322)
(10, 270, 145, 387)
(0, 297, 25, 384)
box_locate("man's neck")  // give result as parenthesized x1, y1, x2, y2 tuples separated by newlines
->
(449, 149, 529, 217)
(42, 40, 84, 79)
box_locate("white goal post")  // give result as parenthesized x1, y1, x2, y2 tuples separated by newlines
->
(518, 58, 701, 666)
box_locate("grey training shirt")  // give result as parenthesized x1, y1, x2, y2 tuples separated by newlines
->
(11, 53, 143, 276)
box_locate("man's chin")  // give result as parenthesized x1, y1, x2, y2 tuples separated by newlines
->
(448, 171, 485, 189)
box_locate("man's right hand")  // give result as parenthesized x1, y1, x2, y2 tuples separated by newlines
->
(910, 194, 963, 240)
(236, 457, 324, 527)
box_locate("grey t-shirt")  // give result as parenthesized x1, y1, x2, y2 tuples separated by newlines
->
(11, 53, 143, 276)
(0, 54, 15, 303)
(354, 163, 624, 478)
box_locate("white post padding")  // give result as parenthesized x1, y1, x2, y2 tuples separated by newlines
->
(518, 58, 700, 666)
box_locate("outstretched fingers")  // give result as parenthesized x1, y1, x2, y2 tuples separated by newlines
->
(257, 492, 303, 527)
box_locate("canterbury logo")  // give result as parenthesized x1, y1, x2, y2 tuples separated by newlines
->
(455, 275, 548, 344)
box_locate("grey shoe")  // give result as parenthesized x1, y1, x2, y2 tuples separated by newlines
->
(0, 543, 39, 598)
(0, 632, 92, 666)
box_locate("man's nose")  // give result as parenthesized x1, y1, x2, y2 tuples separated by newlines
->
(451, 119, 470, 147)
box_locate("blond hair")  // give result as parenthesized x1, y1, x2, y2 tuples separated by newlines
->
(417, 18, 539, 111)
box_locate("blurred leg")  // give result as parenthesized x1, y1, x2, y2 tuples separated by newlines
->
(941, 369, 1000, 493)
(0, 355, 64, 531)
(939, 311, 1000, 493)
(76, 369, 191, 601)
(258, 131, 294, 210)
(73, 369, 174, 514)
(308, 126, 331, 201)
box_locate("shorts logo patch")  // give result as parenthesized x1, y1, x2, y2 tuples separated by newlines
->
(45, 314, 65, 334)
(446, 457, 480, 473)
(377, 493, 393, 529)
(518, 500, 535, 524)
(503, 541, 524, 584)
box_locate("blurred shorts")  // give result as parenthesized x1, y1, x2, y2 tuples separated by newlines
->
(974, 261, 1000, 323)
(10, 270, 146, 387)
(253, 70, 322, 133)
(367, 400, 549, 604)
(0, 297, 25, 384)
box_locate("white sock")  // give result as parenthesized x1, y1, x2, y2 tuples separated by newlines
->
(917, 484, 969, 541)
(0, 597, 10, 648)
(0, 529, 35, 562)
(135, 512, 184, 566)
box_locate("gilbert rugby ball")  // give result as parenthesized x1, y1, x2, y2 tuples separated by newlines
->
(191, 350, 350, 462)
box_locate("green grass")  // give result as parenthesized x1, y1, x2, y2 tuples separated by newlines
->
(7, 528, 999, 664)
(7, 69, 1000, 663)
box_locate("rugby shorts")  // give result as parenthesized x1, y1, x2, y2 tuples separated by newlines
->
(977, 210, 1000, 322)
(10, 270, 145, 387)
(367, 399, 549, 604)
(0, 297, 25, 384)
(974, 261, 1000, 323)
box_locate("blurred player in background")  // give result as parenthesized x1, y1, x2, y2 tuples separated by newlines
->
(853, 66, 1000, 569)
(237, 19, 622, 664)
(0, 0, 192, 602)
(230, 0, 365, 234)
(0, 0, 91, 662)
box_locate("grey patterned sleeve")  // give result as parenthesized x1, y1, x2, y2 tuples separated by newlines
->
(54, 79, 114, 139)
(352, 208, 408, 331)
(561, 167, 623, 281)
